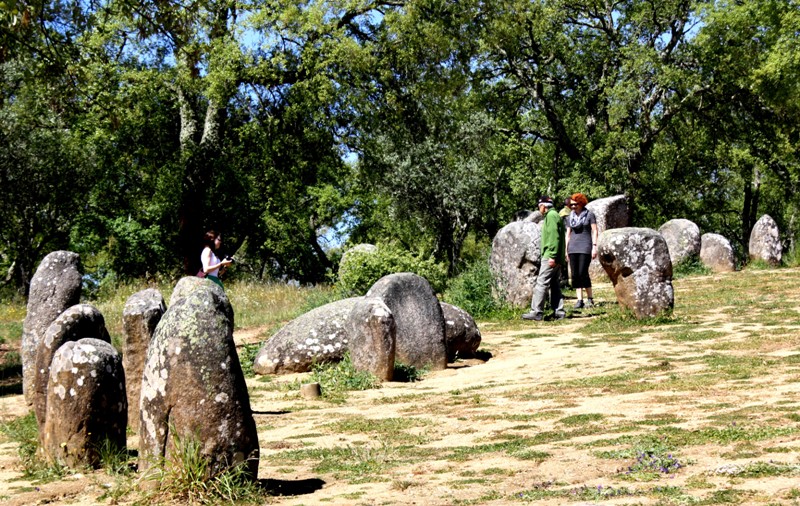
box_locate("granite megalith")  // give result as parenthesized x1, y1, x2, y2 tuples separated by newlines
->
(748, 214, 782, 266)
(366, 273, 447, 371)
(659, 219, 701, 267)
(598, 228, 674, 318)
(441, 302, 481, 361)
(253, 297, 360, 375)
(586, 195, 630, 280)
(41, 338, 126, 468)
(489, 220, 542, 307)
(33, 304, 110, 430)
(139, 279, 258, 479)
(700, 233, 736, 273)
(21, 251, 82, 404)
(122, 289, 166, 433)
(347, 297, 396, 381)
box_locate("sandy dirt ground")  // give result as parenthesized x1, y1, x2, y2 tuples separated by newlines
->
(1, 285, 800, 505)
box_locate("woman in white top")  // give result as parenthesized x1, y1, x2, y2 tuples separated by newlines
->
(201, 230, 233, 289)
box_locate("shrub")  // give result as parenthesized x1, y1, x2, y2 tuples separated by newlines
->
(672, 256, 711, 278)
(336, 244, 447, 296)
(443, 257, 515, 320)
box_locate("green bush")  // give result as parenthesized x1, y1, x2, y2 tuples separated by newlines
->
(672, 256, 712, 279)
(443, 257, 515, 320)
(336, 244, 447, 296)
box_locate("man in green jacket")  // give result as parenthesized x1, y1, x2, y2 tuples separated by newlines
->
(522, 196, 567, 321)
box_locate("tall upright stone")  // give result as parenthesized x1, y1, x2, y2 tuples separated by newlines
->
(659, 219, 701, 266)
(122, 289, 166, 433)
(139, 278, 259, 480)
(586, 195, 630, 280)
(598, 228, 674, 318)
(489, 220, 542, 307)
(347, 297, 396, 381)
(41, 338, 126, 468)
(33, 304, 110, 430)
(21, 251, 82, 404)
(366, 273, 447, 371)
(749, 214, 782, 266)
(700, 233, 736, 273)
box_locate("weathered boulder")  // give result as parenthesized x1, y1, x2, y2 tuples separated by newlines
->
(169, 276, 208, 306)
(586, 195, 630, 280)
(21, 251, 82, 404)
(598, 228, 674, 318)
(489, 220, 542, 307)
(366, 273, 447, 371)
(253, 297, 360, 375)
(122, 289, 166, 433)
(749, 214, 782, 266)
(441, 302, 481, 361)
(139, 281, 258, 479)
(33, 304, 110, 430)
(659, 219, 702, 266)
(41, 338, 126, 468)
(700, 233, 736, 273)
(347, 297, 395, 381)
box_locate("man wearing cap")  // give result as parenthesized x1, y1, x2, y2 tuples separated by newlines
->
(522, 196, 567, 321)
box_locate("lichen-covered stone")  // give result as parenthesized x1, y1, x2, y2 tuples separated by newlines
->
(659, 219, 701, 266)
(253, 297, 360, 375)
(700, 233, 736, 273)
(598, 227, 674, 319)
(748, 214, 781, 266)
(169, 276, 210, 306)
(367, 273, 447, 371)
(348, 297, 395, 381)
(41, 338, 126, 468)
(586, 195, 630, 280)
(122, 289, 166, 433)
(33, 304, 110, 430)
(139, 281, 258, 480)
(489, 220, 542, 307)
(441, 302, 481, 361)
(21, 251, 82, 404)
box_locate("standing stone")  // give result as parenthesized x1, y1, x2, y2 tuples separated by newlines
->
(21, 251, 82, 404)
(749, 214, 782, 266)
(366, 273, 447, 371)
(41, 338, 126, 468)
(440, 302, 481, 362)
(122, 289, 166, 433)
(658, 219, 702, 266)
(700, 233, 736, 273)
(253, 297, 360, 375)
(598, 228, 674, 319)
(347, 297, 396, 381)
(586, 195, 630, 280)
(169, 276, 208, 306)
(139, 280, 259, 480)
(33, 304, 110, 430)
(489, 220, 542, 307)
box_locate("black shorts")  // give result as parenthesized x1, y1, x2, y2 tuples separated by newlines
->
(569, 253, 592, 289)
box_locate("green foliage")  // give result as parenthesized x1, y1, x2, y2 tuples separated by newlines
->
(0, 413, 67, 482)
(309, 353, 382, 403)
(673, 257, 713, 279)
(336, 244, 447, 297)
(443, 256, 516, 320)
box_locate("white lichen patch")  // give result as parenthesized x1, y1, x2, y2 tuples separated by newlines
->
(214, 392, 229, 403)
(54, 384, 67, 400)
(69, 388, 76, 397)
(77, 376, 84, 386)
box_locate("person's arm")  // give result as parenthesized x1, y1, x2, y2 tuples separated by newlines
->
(202, 248, 231, 273)
(591, 222, 599, 259)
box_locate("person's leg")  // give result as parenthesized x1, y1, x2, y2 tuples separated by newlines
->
(550, 264, 565, 318)
(526, 261, 554, 319)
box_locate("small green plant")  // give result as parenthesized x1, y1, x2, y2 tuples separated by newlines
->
(144, 429, 262, 504)
(237, 343, 261, 378)
(443, 257, 517, 319)
(393, 361, 425, 382)
(310, 353, 382, 402)
(96, 437, 136, 476)
(673, 256, 712, 278)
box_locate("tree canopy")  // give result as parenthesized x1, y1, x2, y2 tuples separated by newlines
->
(2, 0, 799, 292)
